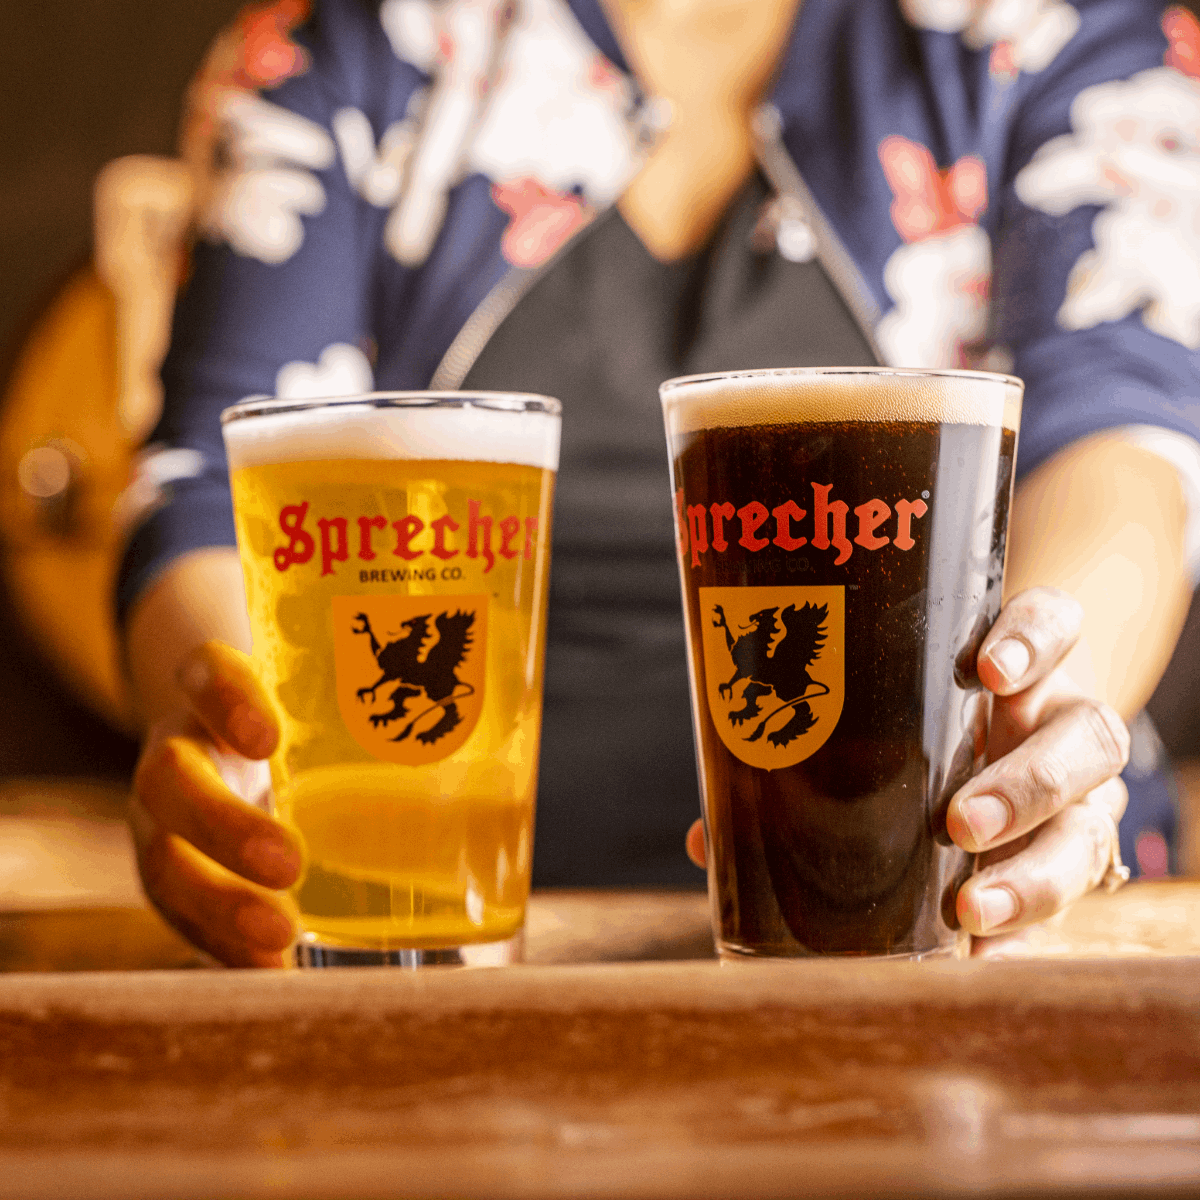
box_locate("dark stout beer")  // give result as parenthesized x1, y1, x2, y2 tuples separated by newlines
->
(662, 369, 1021, 958)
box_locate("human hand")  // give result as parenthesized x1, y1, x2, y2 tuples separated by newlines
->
(684, 587, 1131, 951)
(130, 641, 303, 967)
(949, 587, 1130, 953)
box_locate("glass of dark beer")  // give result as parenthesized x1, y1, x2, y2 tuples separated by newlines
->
(661, 367, 1023, 959)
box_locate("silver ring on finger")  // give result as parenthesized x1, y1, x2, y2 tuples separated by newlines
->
(1084, 799, 1131, 894)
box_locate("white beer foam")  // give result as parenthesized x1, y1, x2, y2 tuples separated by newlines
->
(661, 369, 1022, 435)
(223, 397, 561, 471)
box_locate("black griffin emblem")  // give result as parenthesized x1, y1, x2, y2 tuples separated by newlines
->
(353, 610, 476, 744)
(711, 602, 831, 747)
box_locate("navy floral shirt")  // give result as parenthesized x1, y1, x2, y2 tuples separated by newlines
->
(120, 0, 1200, 881)
(121, 0, 1200, 610)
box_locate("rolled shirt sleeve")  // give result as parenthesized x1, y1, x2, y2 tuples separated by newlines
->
(116, 1, 419, 619)
(991, 0, 1200, 478)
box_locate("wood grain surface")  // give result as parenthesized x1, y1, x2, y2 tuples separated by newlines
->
(2, 880, 1199, 1198)
(0, 890, 714, 974)
(4, 876, 1200, 972)
(1, 958, 1198, 1200)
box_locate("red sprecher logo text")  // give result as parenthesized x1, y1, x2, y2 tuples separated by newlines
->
(677, 483, 928, 569)
(271, 501, 539, 577)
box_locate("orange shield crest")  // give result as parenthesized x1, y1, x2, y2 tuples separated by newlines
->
(331, 594, 487, 765)
(698, 585, 844, 770)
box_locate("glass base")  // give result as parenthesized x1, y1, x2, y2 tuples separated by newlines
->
(295, 928, 524, 968)
(716, 931, 969, 963)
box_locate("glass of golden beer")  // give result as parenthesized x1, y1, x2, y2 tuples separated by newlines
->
(220, 392, 559, 966)
(662, 368, 1022, 960)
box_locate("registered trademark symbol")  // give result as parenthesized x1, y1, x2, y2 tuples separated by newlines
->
(921, 490, 930, 499)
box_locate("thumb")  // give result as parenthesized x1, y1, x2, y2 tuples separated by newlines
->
(176, 641, 279, 760)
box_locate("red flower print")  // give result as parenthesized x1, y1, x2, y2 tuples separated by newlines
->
(492, 178, 591, 268)
(1164, 5, 1200, 79)
(181, 0, 314, 189)
(237, 0, 312, 88)
(879, 136, 988, 242)
(988, 40, 1018, 83)
(588, 55, 624, 94)
(876, 137, 994, 368)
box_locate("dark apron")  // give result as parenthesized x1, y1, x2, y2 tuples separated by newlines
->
(462, 170, 1173, 884)
(463, 175, 877, 886)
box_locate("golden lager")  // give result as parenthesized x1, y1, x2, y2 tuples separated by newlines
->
(662, 368, 1021, 960)
(222, 394, 559, 966)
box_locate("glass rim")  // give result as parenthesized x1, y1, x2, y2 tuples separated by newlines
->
(220, 390, 562, 426)
(659, 365, 1023, 397)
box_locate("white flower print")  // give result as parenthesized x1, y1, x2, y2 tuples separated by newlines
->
(876, 137, 994, 368)
(376, 0, 638, 267)
(380, 0, 441, 70)
(467, 0, 636, 203)
(877, 226, 993, 367)
(899, 0, 1079, 74)
(275, 342, 375, 398)
(1015, 67, 1200, 348)
(332, 105, 420, 208)
(201, 92, 335, 264)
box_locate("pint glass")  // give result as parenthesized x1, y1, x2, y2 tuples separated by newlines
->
(221, 393, 560, 966)
(661, 368, 1022, 959)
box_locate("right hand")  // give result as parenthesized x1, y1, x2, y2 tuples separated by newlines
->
(130, 641, 303, 967)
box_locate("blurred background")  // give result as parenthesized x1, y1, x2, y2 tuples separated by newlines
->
(0, 1, 244, 785)
(2, 0, 1199, 880)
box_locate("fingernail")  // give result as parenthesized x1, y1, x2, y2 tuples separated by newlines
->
(235, 904, 295, 950)
(228, 704, 276, 758)
(988, 638, 1031, 686)
(176, 651, 212, 698)
(975, 887, 1019, 933)
(960, 794, 1010, 847)
(243, 837, 302, 887)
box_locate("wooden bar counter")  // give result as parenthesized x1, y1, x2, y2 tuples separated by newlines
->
(3, 788, 1200, 1199)
(0, 887, 1199, 1200)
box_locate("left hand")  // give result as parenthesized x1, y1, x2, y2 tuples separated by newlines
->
(130, 641, 301, 968)
(684, 586, 1131, 952)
